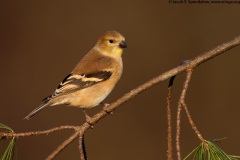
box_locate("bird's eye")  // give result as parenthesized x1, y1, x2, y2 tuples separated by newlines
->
(109, 39, 114, 43)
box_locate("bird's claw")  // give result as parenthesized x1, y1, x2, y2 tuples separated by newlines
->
(101, 102, 113, 115)
(85, 115, 94, 129)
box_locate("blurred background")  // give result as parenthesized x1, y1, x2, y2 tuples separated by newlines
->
(1, 1, 240, 159)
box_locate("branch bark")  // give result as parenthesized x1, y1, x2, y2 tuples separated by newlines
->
(166, 76, 175, 160)
(0, 126, 78, 138)
(79, 134, 87, 160)
(176, 69, 194, 160)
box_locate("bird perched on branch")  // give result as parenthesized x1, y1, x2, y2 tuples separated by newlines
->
(24, 31, 127, 121)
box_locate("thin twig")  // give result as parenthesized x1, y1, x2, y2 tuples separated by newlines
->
(166, 76, 175, 160)
(176, 68, 193, 160)
(176, 90, 183, 160)
(180, 69, 205, 141)
(79, 134, 87, 160)
(182, 101, 204, 141)
(0, 126, 78, 138)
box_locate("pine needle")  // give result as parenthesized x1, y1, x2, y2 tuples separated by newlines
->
(0, 124, 13, 133)
(1, 138, 15, 160)
(0, 123, 15, 160)
(184, 140, 240, 160)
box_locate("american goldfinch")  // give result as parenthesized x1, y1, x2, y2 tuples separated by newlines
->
(25, 31, 127, 120)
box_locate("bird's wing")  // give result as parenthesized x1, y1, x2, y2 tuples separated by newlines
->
(41, 48, 116, 103)
(42, 71, 112, 102)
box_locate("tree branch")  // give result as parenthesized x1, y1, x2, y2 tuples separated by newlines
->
(176, 69, 194, 160)
(181, 72, 204, 141)
(1, 35, 240, 159)
(79, 134, 87, 160)
(0, 126, 78, 138)
(166, 76, 175, 160)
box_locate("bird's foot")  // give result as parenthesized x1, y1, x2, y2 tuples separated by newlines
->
(85, 115, 94, 129)
(101, 102, 113, 115)
(83, 109, 94, 128)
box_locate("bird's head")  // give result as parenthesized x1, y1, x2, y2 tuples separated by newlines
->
(96, 31, 127, 57)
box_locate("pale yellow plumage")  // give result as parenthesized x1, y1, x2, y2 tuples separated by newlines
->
(25, 31, 127, 120)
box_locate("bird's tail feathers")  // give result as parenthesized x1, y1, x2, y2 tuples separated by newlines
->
(24, 102, 51, 120)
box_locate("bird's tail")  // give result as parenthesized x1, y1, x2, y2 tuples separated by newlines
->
(24, 102, 51, 120)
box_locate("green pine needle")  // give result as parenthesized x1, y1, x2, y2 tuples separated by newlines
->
(0, 124, 13, 133)
(1, 138, 15, 160)
(184, 140, 240, 160)
(0, 123, 15, 160)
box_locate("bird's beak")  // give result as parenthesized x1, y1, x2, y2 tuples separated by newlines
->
(119, 41, 127, 48)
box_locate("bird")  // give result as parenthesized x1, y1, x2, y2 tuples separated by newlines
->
(24, 30, 127, 121)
